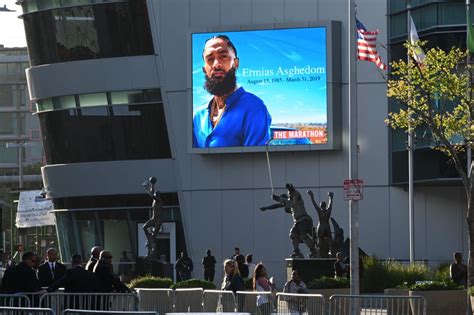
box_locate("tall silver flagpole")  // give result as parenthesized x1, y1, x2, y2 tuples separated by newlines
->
(407, 0, 415, 264)
(349, 0, 360, 300)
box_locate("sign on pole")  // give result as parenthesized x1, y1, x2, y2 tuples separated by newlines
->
(343, 179, 364, 201)
(16, 190, 55, 228)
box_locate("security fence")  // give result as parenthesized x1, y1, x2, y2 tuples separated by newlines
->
(328, 294, 427, 315)
(39, 293, 138, 314)
(136, 288, 173, 313)
(0, 306, 55, 315)
(0, 294, 31, 307)
(63, 311, 157, 315)
(277, 292, 325, 314)
(235, 291, 275, 314)
(174, 288, 203, 312)
(202, 289, 236, 312)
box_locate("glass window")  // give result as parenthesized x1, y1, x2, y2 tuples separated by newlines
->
(0, 113, 16, 134)
(52, 95, 76, 110)
(78, 93, 107, 107)
(0, 141, 18, 163)
(0, 85, 14, 107)
(39, 102, 171, 164)
(110, 90, 144, 105)
(37, 98, 54, 111)
(23, 1, 154, 66)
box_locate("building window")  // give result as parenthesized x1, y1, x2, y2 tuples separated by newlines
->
(23, 0, 154, 66)
(0, 85, 14, 107)
(38, 102, 171, 164)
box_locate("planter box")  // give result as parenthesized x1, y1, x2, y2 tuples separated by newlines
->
(309, 288, 350, 307)
(384, 289, 411, 315)
(409, 289, 467, 315)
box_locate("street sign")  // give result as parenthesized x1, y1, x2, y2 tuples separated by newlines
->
(344, 179, 363, 201)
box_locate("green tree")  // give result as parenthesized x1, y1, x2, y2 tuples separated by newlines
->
(386, 42, 474, 284)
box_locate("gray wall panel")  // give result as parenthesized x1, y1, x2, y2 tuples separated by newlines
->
(42, 159, 178, 199)
(220, 0, 252, 25)
(190, 0, 220, 27)
(358, 83, 389, 186)
(285, 151, 320, 188)
(283, 0, 317, 22)
(389, 187, 410, 259)
(27, 56, 159, 100)
(252, 0, 284, 24)
(188, 190, 223, 279)
(358, 187, 390, 257)
(425, 186, 464, 260)
(191, 155, 222, 189)
(252, 152, 286, 189)
(414, 186, 427, 260)
(221, 155, 253, 189)
(157, 0, 189, 92)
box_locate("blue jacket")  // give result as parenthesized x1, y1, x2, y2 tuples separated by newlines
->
(193, 87, 272, 148)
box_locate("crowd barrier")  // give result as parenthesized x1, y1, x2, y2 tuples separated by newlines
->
(136, 288, 173, 314)
(39, 293, 138, 314)
(328, 294, 427, 315)
(0, 306, 55, 314)
(63, 311, 157, 315)
(235, 291, 274, 314)
(277, 292, 325, 314)
(202, 289, 236, 312)
(174, 288, 203, 312)
(0, 294, 31, 307)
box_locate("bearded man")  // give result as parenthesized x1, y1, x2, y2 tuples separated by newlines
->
(193, 35, 272, 148)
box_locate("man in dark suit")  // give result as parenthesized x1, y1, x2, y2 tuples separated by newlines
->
(48, 254, 97, 293)
(2, 251, 41, 293)
(85, 246, 103, 272)
(93, 250, 129, 293)
(38, 248, 67, 288)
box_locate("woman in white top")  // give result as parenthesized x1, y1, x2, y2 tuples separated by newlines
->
(253, 263, 276, 315)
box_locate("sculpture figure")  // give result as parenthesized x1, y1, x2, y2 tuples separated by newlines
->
(260, 183, 317, 258)
(307, 191, 333, 258)
(142, 177, 163, 260)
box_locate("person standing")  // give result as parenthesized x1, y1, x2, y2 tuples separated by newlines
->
(334, 252, 349, 278)
(202, 249, 216, 282)
(38, 248, 67, 288)
(175, 252, 193, 282)
(246, 254, 256, 276)
(48, 254, 97, 293)
(221, 259, 245, 292)
(450, 251, 467, 287)
(85, 246, 103, 272)
(2, 252, 40, 293)
(93, 250, 129, 293)
(232, 247, 245, 262)
(253, 263, 276, 315)
(11, 244, 24, 266)
(118, 250, 132, 283)
(283, 270, 308, 314)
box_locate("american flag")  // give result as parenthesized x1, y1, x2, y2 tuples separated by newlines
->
(356, 19, 387, 70)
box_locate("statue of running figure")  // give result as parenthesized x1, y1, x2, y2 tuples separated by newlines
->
(142, 177, 163, 259)
(260, 183, 317, 258)
(307, 191, 334, 258)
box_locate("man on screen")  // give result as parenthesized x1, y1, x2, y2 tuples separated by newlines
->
(193, 35, 272, 148)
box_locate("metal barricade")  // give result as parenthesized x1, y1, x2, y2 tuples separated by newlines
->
(173, 288, 203, 312)
(203, 290, 236, 312)
(64, 311, 157, 315)
(328, 294, 426, 315)
(277, 292, 325, 315)
(236, 291, 275, 314)
(0, 294, 31, 307)
(39, 293, 139, 314)
(136, 288, 174, 313)
(0, 306, 55, 315)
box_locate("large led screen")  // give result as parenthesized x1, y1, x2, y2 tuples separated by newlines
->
(192, 27, 328, 149)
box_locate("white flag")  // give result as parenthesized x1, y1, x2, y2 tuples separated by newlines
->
(409, 16, 426, 66)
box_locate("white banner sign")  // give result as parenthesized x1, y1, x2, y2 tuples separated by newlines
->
(16, 190, 55, 228)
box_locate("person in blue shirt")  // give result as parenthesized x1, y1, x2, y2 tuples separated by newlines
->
(193, 35, 272, 148)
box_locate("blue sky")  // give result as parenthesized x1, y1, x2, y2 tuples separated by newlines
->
(192, 27, 327, 125)
(0, 0, 26, 48)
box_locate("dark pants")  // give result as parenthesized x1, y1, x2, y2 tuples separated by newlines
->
(204, 269, 215, 282)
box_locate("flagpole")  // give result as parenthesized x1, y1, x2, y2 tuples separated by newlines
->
(407, 0, 415, 265)
(467, 0, 472, 180)
(349, 0, 360, 301)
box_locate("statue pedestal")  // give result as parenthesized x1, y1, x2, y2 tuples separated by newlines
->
(286, 258, 336, 284)
(136, 257, 174, 281)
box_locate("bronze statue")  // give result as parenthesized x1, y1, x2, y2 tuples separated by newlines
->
(260, 183, 317, 258)
(307, 191, 333, 258)
(142, 177, 163, 260)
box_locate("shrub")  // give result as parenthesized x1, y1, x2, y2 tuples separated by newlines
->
(468, 286, 474, 296)
(308, 276, 349, 289)
(360, 256, 430, 293)
(171, 278, 216, 290)
(128, 275, 173, 289)
(409, 280, 461, 291)
(432, 263, 450, 282)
